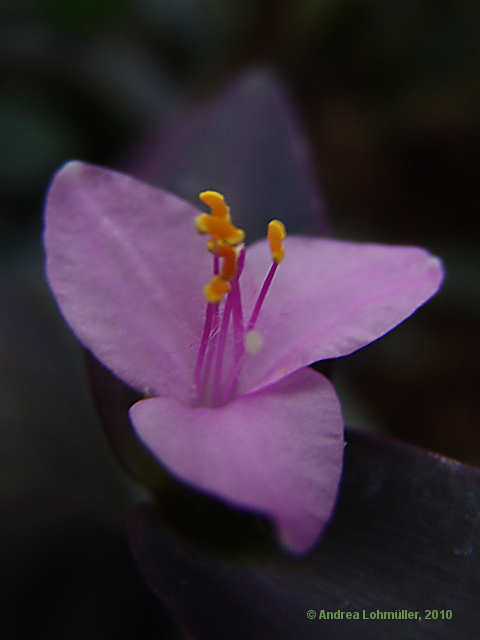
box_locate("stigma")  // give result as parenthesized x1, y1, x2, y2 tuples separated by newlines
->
(194, 190, 286, 406)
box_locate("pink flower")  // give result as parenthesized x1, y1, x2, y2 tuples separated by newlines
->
(44, 161, 443, 552)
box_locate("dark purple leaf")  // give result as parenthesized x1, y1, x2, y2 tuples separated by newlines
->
(128, 430, 480, 639)
(128, 68, 330, 240)
(2, 499, 173, 639)
(84, 350, 167, 489)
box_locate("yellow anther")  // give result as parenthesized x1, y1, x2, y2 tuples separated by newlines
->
(199, 191, 231, 222)
(267, 219, 286, 263)
(217, 243, 238, 281)
(195, 213, 245, 246)
(204, 275, 231, 303)
(196, 190, 245, 301)
(207, 237, 217, 253)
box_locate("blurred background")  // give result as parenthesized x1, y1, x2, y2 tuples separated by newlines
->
(1, 0, 479, 637)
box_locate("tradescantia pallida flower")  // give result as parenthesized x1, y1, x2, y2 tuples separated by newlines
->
(44, 161, 443, 552)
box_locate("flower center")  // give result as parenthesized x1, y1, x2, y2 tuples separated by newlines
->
(194, 191, 286, 407)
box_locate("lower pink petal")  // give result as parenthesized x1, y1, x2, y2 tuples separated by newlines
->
(130, 367, 344, 553)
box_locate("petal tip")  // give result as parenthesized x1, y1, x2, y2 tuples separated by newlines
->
(425, 253, 445, 293)
(428, 254, 444, 276)
(58, 159, 87, 178)
(274, 515, 325, 555)
(48, 160, 89, 194)
(428, 255, 442, 268)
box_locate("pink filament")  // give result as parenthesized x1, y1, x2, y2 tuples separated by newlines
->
(211, 247, 246, 405)
(247, 262, 278, 331)
(195, 246, 279, 407)
(194, 302, 214, 393)
(212, 292, 232, 405)
(194, 251, 220, 402)
(223, 258, 278, 403)
(232, 247, 246, 355)
(201, 303, 219, 404)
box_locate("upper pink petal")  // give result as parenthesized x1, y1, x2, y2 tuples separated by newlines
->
(44, 161, 209, 401)
(236, 236, 444, 394)
(130, 367, 344, 553)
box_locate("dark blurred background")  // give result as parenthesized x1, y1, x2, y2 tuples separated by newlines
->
(1, 0, 479, 637)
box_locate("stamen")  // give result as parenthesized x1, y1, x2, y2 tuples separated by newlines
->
(220, 248, 246, 404)
(217, 243, 238, 281)
(200, 302, 219, 404)
(204, 275, 231, 303)
(247, 220, 286, 330)
(194, 302, 214, 393)
(247, 262, 278, 331)
(213, 291, 233, 405)
(195, 214, 245, 246)
(196, 190, 244, 252)
(194, 252, 220, 402)
(268, 219, 286, 263)
(194, 190, 286, 407)
(199, 190, 231, 222)
(231, 246, 245, 361)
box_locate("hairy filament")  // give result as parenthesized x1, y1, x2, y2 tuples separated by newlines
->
(195, 252, 220, 403)
(194, 302, 214, 395)
(213, 292, 232, 405)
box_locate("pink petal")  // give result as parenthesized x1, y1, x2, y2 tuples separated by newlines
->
(237, 236, 444, 394)
(130, 367, 344, 553)
(44, 161, 209, 401)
